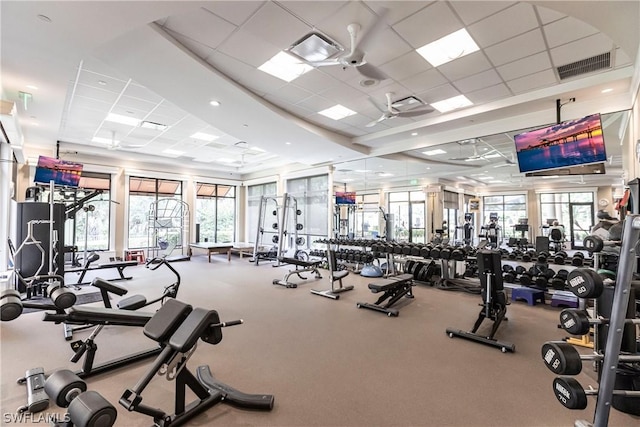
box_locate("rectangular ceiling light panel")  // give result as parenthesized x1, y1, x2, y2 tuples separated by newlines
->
(287, 32, 342, 62)
(416, 29, 480, 67)
(422, 148, 447, 156)
(430, 95, 473, 113)
(105, 113, 141, 126)
(258, 51, 314, 82)
(318, 104, 357, 120)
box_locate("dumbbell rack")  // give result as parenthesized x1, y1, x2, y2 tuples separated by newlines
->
(577, 214, 640, 427)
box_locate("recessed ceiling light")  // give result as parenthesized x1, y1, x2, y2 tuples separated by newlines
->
(601, 88, 613, 93)
(190, 132, 218, 142)
(318, 104, 357, 120)
(287, 32, 342, 62)
(411, 132, 418, 136)
(377, 172, 394, 177)
(258, 51, 313, 82)
(487, 180, 504, 184)
(249, 146, 266, 153)
(162, 149, 184, 156)
(105, 113, 141, 126)
(209, 100, 220, 106)
(217, 158, 235, 163)
(430, 95, 473, 113)
(359, 78, 379, 87)
(98, 80, 107, 86)
(416, 28, 479, 67)
(422, 149, 447, 156)
(26, 85, 38, 90)
(483, 153, 501, 159)
(285, 142, 291, 145)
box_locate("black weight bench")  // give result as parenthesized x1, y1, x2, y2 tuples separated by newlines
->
(272, 257, 322, 288)
(356, 273, 414, 317)
(66, 254, 139, 286)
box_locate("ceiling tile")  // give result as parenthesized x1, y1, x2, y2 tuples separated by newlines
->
(318, 82, 366, 105)
(436, 51, 492, 81)
(72, 84, 120, 104)
(294, 94, 334, 112)
(77, 69, 127, 93)
(117, 96, 158, 114)
(417, 83, 460, 104)
(292, 68, 342, 94)
(379, 51, 431, 81)
(363, 1, 431, 25)
(276, 1, 347, 27)
(506, 69, 557, 94)
(449, 1, 515, 25)
(544, 17, 598, 49)
(363, 27, 413, 67)
(465, 83, 512, 104)
(264, 83, 314, 105)
(124, 83, 164, 104)
(161, 8, 237, 49)
(401, 68, 448, 93)
(217, 28, 281, 68)
(344, 72, 395, 94)
(535, 4, 567, 25)
(393, 1, 463, 48)
(496, 51, 552, 81)
(243, 2, 311, 48)
(468, 2, 538, 47)
(550, 33, 614, 67)
(615, 48, 632, 67)
(316, 2, 380, 49)
(202, 1, 264, 26)
(206, 51, 255, 83)
(453, 69, 503, 93)
(484, 29, 546, 67)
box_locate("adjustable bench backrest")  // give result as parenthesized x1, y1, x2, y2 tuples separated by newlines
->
(143, 299, 193, 343)
(168, 308, 223, 353)
(92, 278, 128, 308)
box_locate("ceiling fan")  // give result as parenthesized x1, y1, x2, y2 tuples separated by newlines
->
(366, 92, 434, 127)
(306, 9, 389, 81)
(449, 140, 496, 161)
(493, 152, 517, 168)
(102, 130, 145, 151)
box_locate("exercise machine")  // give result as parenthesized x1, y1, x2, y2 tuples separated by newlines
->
(65, 252, 138, 287)
(148, 198, 190, 262)
(310, 249, 353, 300)
(446, 249, 515, 353)
(253, 194, 304, 266)
(479, 212, 501, 248)
(119, 298, 274, 426)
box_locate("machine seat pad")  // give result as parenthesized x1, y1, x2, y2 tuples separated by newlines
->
(333, 270, 349, 280)
(117, 294, 147, 311)
(368, 276, 412, 293)
(280, 257, 320, 268)
(91, 278, 128, 296)
(169, 308, 221, 352)
(143, 299, 193, 343)
(65, 306, 153, 327)
(391, 274, 414, 282)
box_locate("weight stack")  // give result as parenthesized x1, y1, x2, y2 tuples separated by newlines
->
(14, 202, 65, 292)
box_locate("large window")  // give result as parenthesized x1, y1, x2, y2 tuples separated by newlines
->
(247, 182, 277, 244)
(482, 194, 527, 239)
(539, 192, 594, 248)
(442, 190, 458, 243)
(287, 175, 329, 248)
(128, 177, 182, 249)
(64, 172, 112, 252)
(388, 191, 425, 243)
(354, 193, 380, 239)
(195, 183, 236, 243)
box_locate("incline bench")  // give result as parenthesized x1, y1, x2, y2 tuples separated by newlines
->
(66, 252, 138, 286)
(356, 273, 415, 317)
(272, 257, 322, 288)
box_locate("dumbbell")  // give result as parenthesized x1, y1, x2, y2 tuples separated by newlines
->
(430, 245, 442, 259)
(553, 251, 568, 265)
(551, 376, 640, 410)
(401, 244, 412, 255)
(537, 251, 549, 263)
(502, 265, 516, 283)
(567, 268, 603, 298)
(410, 244, 421, 257)
(519, 270, 533, 286)
(44, 369, 117, 427)
(17, 367, 49, 414)
(420, 245, 432, 258)
(534, 269, 555, 288)
(521, 250, 536, 262)
(508, 250, 518, 260)
(450, 247, 467, 262)
(440, 247, 452, 260)
(583, 235, 605, 252)
(541, 341, 640, 376)
(559, 308, 640, 336)
(571, 252, 585, 266)
(550, 269, 569, 290)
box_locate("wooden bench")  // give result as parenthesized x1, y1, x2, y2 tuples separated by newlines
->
(188, 243, 233, 263)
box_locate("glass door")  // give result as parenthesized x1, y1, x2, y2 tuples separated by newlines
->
(410, 202, 426, 243)
(569, 203, 594, 249)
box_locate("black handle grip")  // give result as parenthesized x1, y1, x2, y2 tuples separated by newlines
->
(221, 319, 243, 328)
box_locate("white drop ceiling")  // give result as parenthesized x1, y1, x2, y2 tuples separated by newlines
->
(1, 1, 638, 191)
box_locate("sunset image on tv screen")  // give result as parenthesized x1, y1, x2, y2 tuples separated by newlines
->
(514, 113, 606, 173)
(34, 155, 83, 187)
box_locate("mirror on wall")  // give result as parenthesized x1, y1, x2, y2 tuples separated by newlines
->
(333, 110, 630, 192)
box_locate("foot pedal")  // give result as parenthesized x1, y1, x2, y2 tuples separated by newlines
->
(17, 367, 49, 413)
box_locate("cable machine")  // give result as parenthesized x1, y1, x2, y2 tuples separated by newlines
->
(147, 199, 190, 261)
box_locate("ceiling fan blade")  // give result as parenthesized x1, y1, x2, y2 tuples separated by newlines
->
(367, 97, 386, 113)
(366, 114, 388, 127)
(307, 59, 341, 67)
(356, 62, 388, 80)
(355, 7, 389, 54)
(396, 108, 435, 118)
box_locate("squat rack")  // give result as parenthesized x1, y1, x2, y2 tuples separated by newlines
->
(253, 193, 302, 266)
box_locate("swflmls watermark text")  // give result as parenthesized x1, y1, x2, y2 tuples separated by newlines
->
(3, 412, 70, 424)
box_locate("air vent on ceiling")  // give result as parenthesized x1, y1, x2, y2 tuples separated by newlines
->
(557, 51, 611, 80)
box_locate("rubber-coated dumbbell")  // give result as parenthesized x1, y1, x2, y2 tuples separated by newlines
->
(571, 252, 585, 266)
(44, 369, 117, 427)
(519, 271, 533, 286)
(567, 268, 604, 298)
(550, 269, 569, 290)
(541, 341, 640, 376)
(559, 308, 640, 336)
(521, 250, 536, 262)
(440, 247, 452, 260)
(553, 251, 568, 265)
(430, 246, 442, 259)
(502, 265, 516, 283)
(537, 251, 549, 263)
(550, 376, 640, 410)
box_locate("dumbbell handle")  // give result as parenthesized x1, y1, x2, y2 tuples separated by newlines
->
(581, 387, 640, 397)
(577, 353, 640, 363)
(584, 317, 640, 326)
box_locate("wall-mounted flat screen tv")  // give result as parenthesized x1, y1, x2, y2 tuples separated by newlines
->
(335, 191, 356, 205)
(514, 113, 607, 174)
(34, 155, 83, 187)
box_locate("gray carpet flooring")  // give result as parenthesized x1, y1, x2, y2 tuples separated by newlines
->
(1, 255, 638, 426)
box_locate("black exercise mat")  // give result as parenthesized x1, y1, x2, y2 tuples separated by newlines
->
(21, 292, 104, 314)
